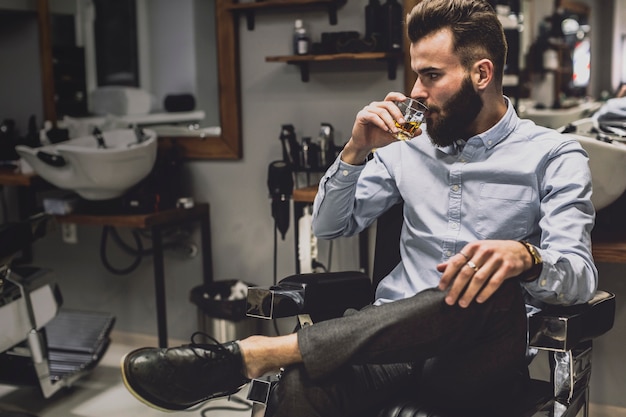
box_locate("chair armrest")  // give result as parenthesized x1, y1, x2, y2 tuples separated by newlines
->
(528, 290, 616, 351)
(246, 271, 373, 321)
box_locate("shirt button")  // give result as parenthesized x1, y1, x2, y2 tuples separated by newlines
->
(451, 184, 460, 192)
(487, 140, 493, 145)
(445, 250, 453, 257)
(342, 170, 349, 176)
(449, 222, 459, 230)
(459, 158, 466, 163)
(540, 279, 547, 287)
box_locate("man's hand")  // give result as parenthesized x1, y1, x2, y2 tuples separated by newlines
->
(436, 240, 533, 308)
(341, 92, 424, 165)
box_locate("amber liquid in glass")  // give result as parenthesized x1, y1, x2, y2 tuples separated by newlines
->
(394, 120, 422, 140)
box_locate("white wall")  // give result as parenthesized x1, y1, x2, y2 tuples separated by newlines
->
(0, 10, 43, 133)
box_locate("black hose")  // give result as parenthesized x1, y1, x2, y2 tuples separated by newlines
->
(100, 226, 143, 275)
(109, 226, 153, 256)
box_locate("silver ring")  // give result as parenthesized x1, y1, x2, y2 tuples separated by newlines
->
(459, 251, 469, 260)
(466, 261, 479, 272)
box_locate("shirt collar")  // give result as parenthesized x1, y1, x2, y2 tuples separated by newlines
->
(473, 96, 518, 150)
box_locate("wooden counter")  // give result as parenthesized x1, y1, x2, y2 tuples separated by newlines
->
(56, 203, 214, 348)
(0, 167, 41, 187)
(591, 232, 626, 264)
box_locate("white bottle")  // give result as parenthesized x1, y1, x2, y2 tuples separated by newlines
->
(293, 19, 310, 55)
(298, 205, 314, 273)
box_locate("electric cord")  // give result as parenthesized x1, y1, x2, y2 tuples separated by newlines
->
(100, 226, 196, 275)
(100, 226, 143, 275)
(109, 226, 152, 257)
(272, 219, 281, 337)
(0, 186, 7, 224)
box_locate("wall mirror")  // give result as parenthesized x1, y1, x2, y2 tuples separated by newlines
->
(34, 0, 241, 159)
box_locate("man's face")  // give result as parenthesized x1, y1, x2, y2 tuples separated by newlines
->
(409, 29, 484, 147)
(426, 75, 483, 147)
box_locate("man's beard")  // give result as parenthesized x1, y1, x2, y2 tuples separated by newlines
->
(425, 76, 483, 147)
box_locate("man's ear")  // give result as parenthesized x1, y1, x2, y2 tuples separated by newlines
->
(473, 59, 494, 90)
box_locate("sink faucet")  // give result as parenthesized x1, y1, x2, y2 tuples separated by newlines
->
(93, 127, 107, 149)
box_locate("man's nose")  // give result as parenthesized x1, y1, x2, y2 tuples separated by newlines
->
(409, 78, 427, 102)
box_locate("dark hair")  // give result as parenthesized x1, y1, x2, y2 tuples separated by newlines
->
(406, 0, 507, 84)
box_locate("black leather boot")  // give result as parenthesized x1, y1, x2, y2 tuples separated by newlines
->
(121, 334, 249, 411)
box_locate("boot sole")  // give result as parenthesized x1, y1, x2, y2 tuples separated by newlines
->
(120, 350, 190, 412)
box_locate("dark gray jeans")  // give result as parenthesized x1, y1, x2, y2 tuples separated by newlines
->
(270, 279, 529, 417)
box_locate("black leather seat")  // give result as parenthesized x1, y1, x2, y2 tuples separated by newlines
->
(245, 204, 616, 417)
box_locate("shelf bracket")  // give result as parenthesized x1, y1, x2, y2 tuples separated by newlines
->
(386, 57, 398, 80)
(297, 62, 310, 82)
(245, 11, 255, 30)
(328, 4, 338, 25)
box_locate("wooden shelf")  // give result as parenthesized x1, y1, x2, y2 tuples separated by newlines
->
(266, 51, 403, 81)
(226, 0, 340, 11)
(266, 52, 400, 63)
(226, 0, 345, 29)
(293, 185, 318, 203)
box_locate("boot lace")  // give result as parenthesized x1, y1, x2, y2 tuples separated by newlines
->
(187, 331, 232, 359)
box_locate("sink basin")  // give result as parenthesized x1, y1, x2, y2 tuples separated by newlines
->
(558, 118, 626, 210)
(16, 128, 157, 200)
(519, 100, 602, 128)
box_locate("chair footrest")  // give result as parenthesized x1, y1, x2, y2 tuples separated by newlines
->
(0, 309, 115, 387)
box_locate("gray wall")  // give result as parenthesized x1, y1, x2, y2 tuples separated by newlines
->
(4, 0, 626, 410)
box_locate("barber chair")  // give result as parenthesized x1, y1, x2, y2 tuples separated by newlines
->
(0, 214, 115, 409)
(245, 204, 616, 417)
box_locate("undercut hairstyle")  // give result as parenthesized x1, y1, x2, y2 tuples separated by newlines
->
(406, 0, 507, 85)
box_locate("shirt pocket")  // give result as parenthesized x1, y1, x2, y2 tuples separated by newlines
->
(475, 183, 533, 240)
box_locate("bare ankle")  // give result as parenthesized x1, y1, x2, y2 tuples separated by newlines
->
(238, 333, 302, 379)
(238, 336, 275, 379)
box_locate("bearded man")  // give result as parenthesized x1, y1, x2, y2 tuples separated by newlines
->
(120, 0, 597, 415)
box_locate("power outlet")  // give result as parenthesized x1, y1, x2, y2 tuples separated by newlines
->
(62, 223, 78, 244)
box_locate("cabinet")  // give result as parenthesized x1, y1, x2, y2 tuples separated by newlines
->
(226, 0, 403, 82)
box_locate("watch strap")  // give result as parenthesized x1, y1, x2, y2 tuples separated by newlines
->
(518, 240, 543, 282)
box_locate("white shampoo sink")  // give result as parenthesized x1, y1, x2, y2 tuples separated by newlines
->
(16, 128, 157, 200)
(558, 118, 626, 210)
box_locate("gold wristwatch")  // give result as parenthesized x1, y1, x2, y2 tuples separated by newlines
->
(519, 240, 543, 282)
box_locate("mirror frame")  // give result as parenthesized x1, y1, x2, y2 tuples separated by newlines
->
(36, 0, 243, 160)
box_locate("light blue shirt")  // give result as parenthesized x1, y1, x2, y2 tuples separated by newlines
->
(312, 98, 598, 307)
